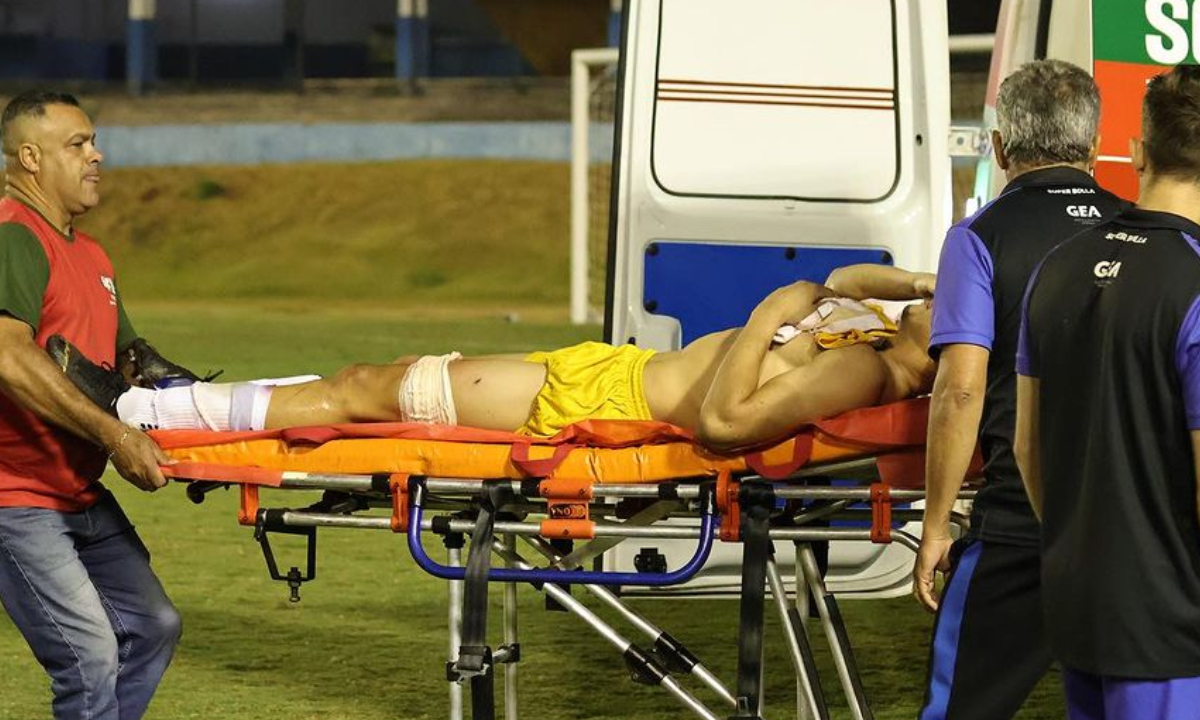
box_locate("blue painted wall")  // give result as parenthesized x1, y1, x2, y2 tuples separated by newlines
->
(96, 121, 614, 168)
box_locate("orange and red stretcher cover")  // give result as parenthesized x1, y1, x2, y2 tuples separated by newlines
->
(154, 397, 933, 490)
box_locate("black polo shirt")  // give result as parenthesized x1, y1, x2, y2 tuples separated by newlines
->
(930, 167, 1125, 546)
(1018, 207, 1200, 678)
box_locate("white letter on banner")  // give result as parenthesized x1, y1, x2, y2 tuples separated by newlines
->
(1146, 0, 1190, 64)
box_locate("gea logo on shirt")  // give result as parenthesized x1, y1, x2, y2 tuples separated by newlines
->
(1067, 205, 1102, 218)
(1094, 260, 1123, 279)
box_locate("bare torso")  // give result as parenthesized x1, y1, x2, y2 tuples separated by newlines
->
(447, 329, 875, 433)
(641, 327, 823, 428)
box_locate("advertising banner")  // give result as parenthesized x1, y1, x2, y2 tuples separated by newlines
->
(1092, 0, 1192, 199)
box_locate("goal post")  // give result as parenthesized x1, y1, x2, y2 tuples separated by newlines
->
(570, 47, 621, 325)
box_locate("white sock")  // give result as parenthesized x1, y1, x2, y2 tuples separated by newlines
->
(115, 381, 277, 432)
(115, 387, 158, 430)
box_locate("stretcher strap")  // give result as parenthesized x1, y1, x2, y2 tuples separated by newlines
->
(733, 482, 774, 719)
(745, 435, 813, 480)
(509, 442, 577, 477)
(389, 474, 410, 533)
(162, 462, 283, 487)
(458, 480, 510, 720)
(460, 481, 506, 666)
(870, 483, 892, 543)
(811, 396, 929, 448)
(875, 449, 926, 490)
(717, 470, 740, 542)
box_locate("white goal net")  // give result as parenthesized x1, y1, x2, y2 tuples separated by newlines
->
(570, 47, 621, 325)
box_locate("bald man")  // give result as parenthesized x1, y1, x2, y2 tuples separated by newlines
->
(0, 91, 182, 720)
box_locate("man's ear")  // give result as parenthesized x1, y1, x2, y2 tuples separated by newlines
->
(17, 143, 39, 174)
(1130, 137, 1146, 175)
(991, 129, 1009, 170)
(1088, 134, 1101, 170)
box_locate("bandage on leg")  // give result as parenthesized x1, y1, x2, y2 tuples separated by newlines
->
(398, 352, 462, 425)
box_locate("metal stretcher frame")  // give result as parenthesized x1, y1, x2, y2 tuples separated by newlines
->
(157, 397, 976, 720)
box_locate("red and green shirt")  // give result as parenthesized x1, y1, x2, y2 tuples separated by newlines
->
(0, 197, 136, 511)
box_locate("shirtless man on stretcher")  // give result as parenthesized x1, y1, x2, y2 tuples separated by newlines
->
(49, 264, 936, 453)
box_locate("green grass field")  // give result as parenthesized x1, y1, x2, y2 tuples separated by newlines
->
(0, 160, 1064, 718)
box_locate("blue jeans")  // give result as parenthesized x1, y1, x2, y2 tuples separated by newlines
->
(0, 490, 181, 720)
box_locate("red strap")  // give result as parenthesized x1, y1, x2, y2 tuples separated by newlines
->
(238, 485, 259, 526)
(875, 450, 927, 490)
(279, 426, 345, 445)
(745, 435, 814, 480)
(869, 483, 892, 543)
(389, 473, 410, 533)
(716, 470, 740, 542)
(162, 462, 283, 487)
(509, 442, 576, 477)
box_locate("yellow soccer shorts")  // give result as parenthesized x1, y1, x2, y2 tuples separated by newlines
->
(519, 341, 656, 437)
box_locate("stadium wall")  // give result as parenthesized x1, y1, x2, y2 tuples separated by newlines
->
(96, 121, 615, 167)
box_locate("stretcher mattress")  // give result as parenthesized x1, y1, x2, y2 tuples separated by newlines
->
(155, 397, 932, 488)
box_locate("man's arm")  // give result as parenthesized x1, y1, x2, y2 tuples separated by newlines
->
(825, 264, 936, 300)
(0, 316, 169, 491)
(1192, 433, 1200, 544)
(913, 343, 988, 612)
(1013, 374, 1042, 520)
(697, 281, 885, 451)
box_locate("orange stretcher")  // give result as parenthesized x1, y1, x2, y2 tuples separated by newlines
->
(155, 397, 970, 720)
(156, 395, 931, 486)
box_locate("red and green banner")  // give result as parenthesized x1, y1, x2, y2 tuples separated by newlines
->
(1092, 0, 1189, 200)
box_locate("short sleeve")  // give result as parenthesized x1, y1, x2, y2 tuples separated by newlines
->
(115, 284, 137, 351)
(1175, 293, 1200, 429)
(1015, 259, 1047, 378)
(929, 225, 995, 358)
(0, 222, 49, 331)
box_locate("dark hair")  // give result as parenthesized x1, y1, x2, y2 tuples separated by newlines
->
(0, 90, 80, 155)
(996, 60, 1100, 167)
(1142, 65, 1200, 183)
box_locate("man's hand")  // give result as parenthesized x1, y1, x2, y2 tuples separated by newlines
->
(108, 428, 172, 492)
(913, 531, 954, 612)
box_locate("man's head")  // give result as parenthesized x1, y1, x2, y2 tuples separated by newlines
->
(1135, 64, 1200, 185)
(1, 90, 102, 223)
(993, 60, 1100, 176)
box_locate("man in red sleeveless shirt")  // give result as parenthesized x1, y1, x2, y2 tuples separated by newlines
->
(0, 91, 181, 719)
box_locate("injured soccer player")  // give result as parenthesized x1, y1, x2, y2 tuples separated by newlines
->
(49, 265, 936, 453)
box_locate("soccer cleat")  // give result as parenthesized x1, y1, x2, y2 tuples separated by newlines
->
(119, 338, 206, 388)
(46, 335, 130, 416)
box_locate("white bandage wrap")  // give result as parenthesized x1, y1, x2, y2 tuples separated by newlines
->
(191, 383, 236, 431)
(114, 380, 288, 432)
(398, 352, 462, 425)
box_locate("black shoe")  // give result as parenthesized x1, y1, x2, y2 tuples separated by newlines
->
(46, 335, 130, 416)
(120, 338, 205, 388)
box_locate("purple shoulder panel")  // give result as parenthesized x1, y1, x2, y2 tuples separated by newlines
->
(929, 225, 995, 356)
(1176, 235, 1200, 428)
